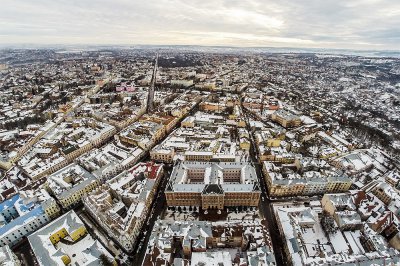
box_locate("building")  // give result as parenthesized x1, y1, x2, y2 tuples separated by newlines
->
(165, 161, 261, 210)
(28, 210, 115, 266)
(263, 161, 352, 197)
(171, 79, 194, 88)
(271, 109, 301, 128)
(254, 129, 285, 148)
(330, 151, 374, 176)
(45, 163, 99, 209)
(275, 205, 400, 266)
(143, 220, 275, 265)
(118, 120, 165, 150)
(77, 141, 144, 181)
(372, 182, 398, 205)
(321, 193, 356, 216)
(0, 245, 21, 265)
(151, 111, 249, 164)
(83, 162, 163, 252)
(0, 190, 60, 247)
(18, 118, 116, 181)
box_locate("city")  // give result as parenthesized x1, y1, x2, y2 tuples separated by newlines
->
(0, 47, 399, 265)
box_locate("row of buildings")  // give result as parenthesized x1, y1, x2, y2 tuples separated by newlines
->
(143, 220, 275, 266)
(83, 162, 163, 252)
(151, 95, 250, 164)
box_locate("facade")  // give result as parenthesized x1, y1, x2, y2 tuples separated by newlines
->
(171, 79, 194, 87)
(263, 161, 352, 197)
(150, 148, 176, 163)
(44, 163, 99, 209)
(165, 161, 261, 210)
(271, 109, 301, 128)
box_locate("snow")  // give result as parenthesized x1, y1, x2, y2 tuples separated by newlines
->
(329, 231, 349, 253)
(343, 231, 365, 255)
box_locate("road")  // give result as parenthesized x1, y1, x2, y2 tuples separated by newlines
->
(132, 165, 171, 265)
(13, 238, 38, 266)
(132, 99, 201, 265)
(146, 53, 158, 113)
(242, 101, 286, 266)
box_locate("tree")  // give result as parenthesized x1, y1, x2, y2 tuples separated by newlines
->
(99, 254, 113, 266)
(321, 212, 337, 235)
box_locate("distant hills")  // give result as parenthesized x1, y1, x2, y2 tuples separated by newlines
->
(0, 44, 399, 58)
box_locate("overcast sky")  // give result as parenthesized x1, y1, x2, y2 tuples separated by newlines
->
(0, 0, 399, 50)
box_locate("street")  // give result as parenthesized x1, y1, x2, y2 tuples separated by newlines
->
(243, 100, 286, 266)
(132, 165, 172, 265)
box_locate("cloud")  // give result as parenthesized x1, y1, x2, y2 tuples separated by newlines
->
(0, 0, 399, 50)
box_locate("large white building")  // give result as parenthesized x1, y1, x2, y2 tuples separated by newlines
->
(165, 161, 261, 210)
(28, 210, 114, 266)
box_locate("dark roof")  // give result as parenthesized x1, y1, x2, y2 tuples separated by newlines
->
(202, 184, 224, 194)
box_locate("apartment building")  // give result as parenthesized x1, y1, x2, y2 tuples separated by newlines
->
(271, 109, 301, 128)
(263, 160, 352, 197)
(143, 220, 275, 265)
(0, 190, 60, 247)
(44, 163, 99, 209)
(83, 162, 163, 252)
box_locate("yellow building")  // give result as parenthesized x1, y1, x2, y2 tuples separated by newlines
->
(263, 161, 352, 197)
(45, 163, 100, 209)
(199, 102, 227, 112)
(326, 176, 352, 193)
(271, 109, 301, 128)
(181, 116, 195, 127)
(239, 138, 251, 150)
(184, 151, 214, 161)
(150, 148, 175, 163)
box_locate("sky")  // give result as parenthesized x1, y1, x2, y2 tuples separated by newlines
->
(0, 0, 399, 50)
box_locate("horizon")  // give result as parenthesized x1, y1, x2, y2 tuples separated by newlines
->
(1, 0, 399, 50)
(1, 43, 400, 58)
(0, 43, 399, 51)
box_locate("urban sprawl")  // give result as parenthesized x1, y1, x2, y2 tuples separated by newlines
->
(0, 48, 400, 266)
